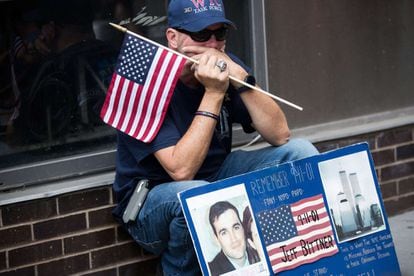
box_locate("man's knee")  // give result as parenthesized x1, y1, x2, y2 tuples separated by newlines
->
(285, 138, 319, 159)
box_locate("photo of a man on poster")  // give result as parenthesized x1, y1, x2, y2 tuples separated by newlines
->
(207, 201, 260, 275)
(182, 184, 269, 276)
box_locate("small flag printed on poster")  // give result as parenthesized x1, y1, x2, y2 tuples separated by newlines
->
(257, 194, 339, 274)
(100, 34, 186, 143)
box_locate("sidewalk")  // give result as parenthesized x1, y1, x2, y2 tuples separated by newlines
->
(388, 209, 414, 276)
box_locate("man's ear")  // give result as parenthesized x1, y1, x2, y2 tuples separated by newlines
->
(166, 28, 179, 49)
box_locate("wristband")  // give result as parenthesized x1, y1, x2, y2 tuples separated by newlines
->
(195, 111, 219, 121)
(237, 74, 256, 94)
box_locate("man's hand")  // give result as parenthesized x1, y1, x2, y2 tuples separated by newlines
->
(192, 54, 229, 95)
(183, 46, 248, 89)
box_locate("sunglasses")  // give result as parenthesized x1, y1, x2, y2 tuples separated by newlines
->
(175, 27, 228, 42)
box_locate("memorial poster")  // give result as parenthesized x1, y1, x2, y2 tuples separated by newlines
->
(179, 143, 401, 276)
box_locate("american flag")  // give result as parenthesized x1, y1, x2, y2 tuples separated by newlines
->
(257, 194, 338, 274)
(100, 34, 186, 143)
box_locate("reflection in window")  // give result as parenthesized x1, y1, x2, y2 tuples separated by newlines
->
(0, 0, 170, 169)
(0, 0, 249, 182)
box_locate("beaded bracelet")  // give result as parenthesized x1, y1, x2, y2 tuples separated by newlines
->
(194, 110, 219, 121)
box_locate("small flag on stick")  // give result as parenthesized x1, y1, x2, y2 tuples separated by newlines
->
(100, 33, 186, 143)
(102, 23, 303, 143)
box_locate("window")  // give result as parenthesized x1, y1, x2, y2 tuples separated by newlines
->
(0, 0, 252, 191)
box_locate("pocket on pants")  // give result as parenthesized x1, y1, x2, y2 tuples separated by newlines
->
(126, 220, 165, 255)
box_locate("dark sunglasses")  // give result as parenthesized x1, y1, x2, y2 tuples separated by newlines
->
(175, 27, 228, 42)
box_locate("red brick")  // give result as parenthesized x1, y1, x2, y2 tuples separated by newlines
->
(80, 268, 117, 276)
(89, 207, 116, 228)
(33, 214, 86, 240)
(91, 242, 141, 269)
(399, 177, 414, 195)
(381, 161, 414, 182)
(64, 228, 115, 254)
(397, 143, 414, 160)
(371, 149, 395, 167)
(314, 142, 338, 153)
(2, 198, 57, 226)
(0, 225, 32, 249)
(37, 253, 90, 276)
(384, 194, 414, 216)
(315, 137, 376, 153)
(119, 258, 159, 276)
(8, 240, 62, 267)
(0, 266, 35, 276)
(59, 188, 110, 214)
(142, 246, 157, 258)
(117, 226, 133, 242)
(377, 128, 413, 148)
(338, 137, 376, 150)
(379, 182, 397, 199)
(0, 251, 6, 270)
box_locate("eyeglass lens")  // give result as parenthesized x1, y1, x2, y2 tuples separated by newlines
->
(178, 27, 228, 42)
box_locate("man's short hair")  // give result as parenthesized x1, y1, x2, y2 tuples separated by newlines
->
(209, 201, 241, 236)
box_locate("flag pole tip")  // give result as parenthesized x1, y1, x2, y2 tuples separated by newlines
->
(109, 22, 127, 33)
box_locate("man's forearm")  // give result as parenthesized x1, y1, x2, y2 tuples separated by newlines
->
(155, 91, 224, 180)
(241, 89, 291, 145)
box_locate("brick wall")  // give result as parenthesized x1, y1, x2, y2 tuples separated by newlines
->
(0, 188, 159, 276)
(0, 124, 413, 275)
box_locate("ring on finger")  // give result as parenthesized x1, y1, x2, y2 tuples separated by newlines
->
(215, 59, 227, 72)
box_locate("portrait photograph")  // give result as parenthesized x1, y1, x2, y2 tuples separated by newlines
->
(184, 184, 269, 276)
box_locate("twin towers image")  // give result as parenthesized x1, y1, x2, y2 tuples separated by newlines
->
(332, 170, 384, 241)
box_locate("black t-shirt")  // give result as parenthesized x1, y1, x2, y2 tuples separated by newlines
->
(112, 54, 255, 219)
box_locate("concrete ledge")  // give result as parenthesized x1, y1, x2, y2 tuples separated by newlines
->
(292, 106, 414, 144)
(0, 172, 115, 206)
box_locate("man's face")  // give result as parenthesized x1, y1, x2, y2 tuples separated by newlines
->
(173, 23, 226, 56)
(213, 209, 247, 260)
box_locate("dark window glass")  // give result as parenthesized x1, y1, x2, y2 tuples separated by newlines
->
(0, 0, 250, 188)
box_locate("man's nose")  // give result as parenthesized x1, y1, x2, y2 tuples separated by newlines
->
(229, 231, 239, 242)
(204, 35, 220, 48)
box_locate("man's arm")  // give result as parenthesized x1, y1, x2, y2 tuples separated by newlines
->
(154, 54, 229, 181)
(238, 80, 290, 146)
(183, 46, 291, 146)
